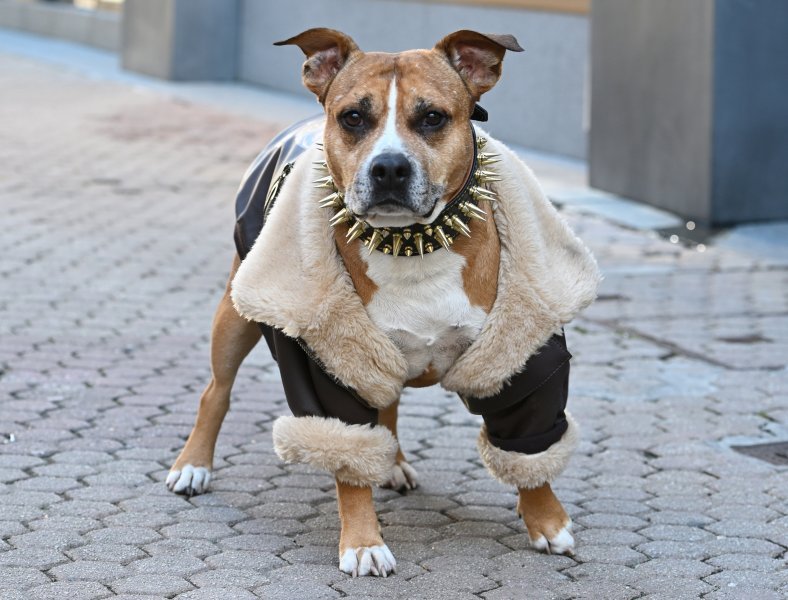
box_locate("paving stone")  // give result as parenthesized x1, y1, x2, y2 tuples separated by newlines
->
(633, 577, 713, 597)
(160, 521, 237, 541)
(633, 558, 716, 578)
(177, 588, 258, 600)
(9, 529, 85, 550)
(49, 561, 129, 583)
(66, 544, 147, 564)
(86, 527, 162, 545)
(704, 569, 784, 590)
(203, 550, 285, 571)
(24, 581, 112, 600)
(0, 548, 70, 570)
(111, 574, 194, 596)
(706, 552, 786, 571)
(0, 566, 50, 590)
(189, 568, 269, 588)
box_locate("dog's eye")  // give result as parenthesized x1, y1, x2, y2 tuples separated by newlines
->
(341, 111, 364, 128)
(422, 111, 446, 128)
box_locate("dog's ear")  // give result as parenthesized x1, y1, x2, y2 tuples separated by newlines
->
(434, 30, 523, 99)
(274, 28, 361, 102)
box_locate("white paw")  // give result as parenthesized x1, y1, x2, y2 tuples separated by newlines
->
(339, 544, 396, 578)
(166, 464, 212, 496)
(381, 461, 418, 492)
(531, 521, 574, 556)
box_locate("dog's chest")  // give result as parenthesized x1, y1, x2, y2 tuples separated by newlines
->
(363, 251, 487, 381)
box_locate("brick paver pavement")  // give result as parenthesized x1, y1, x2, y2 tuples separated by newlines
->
(1, 51, 786, 599)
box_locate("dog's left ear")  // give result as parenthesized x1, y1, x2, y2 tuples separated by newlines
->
(435, 30, 523, 99)
(274, 28, 361, 103)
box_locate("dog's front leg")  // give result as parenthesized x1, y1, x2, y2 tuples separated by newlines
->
(517, 483, 575, 555)
(336, 479, 396, 577)
(167, 256, 261, 496)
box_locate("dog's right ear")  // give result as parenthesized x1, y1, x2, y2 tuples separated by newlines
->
(274, 28, 361, 103)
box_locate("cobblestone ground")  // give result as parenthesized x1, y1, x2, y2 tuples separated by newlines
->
(1, 52, 787, 600)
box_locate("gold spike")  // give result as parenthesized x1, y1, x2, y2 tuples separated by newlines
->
(346, 220, 365, 243)
(469, 186, 497, 202)
(414, 233, 424, 258)
(476, 137, 487, 149)
(425, 243, 434, 253)
(477, 152, 501, 165)
(367, 230, 384, 254)
(475, 170, 502, 183)
(403, 230, 412, 240)
(318, 192, 343, 208)
(312, 160, 328, 168)
(404, 247, 413, 257)
(392, 233, 403, 257)
(329, 208, 352, 227)
(382, 245, 392, 255)
(451, 215, 472, 237)
(461, 201, 487, 221)
(313, 175, 334, 188)
(424, 226, 433, 237)
(434, 226, 452, 250)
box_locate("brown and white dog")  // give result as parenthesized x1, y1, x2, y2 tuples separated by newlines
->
(167, 28, 600, 577)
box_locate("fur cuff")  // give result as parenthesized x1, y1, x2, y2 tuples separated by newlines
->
(272, 416, 398, 487)
(477, 413, 579, 489)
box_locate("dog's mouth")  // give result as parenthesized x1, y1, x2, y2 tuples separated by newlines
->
(357, 197, 443, 228)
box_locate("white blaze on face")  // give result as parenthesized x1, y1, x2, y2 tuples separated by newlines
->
(371, 76, 405, 155)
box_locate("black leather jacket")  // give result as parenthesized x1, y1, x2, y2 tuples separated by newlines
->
(233, 118, 571, 455)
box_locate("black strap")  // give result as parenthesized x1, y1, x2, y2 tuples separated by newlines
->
(470, 104, 488, 122)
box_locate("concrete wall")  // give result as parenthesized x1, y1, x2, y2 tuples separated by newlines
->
(237, 0, 589, 158)
(712, 0, 788, 224)
(121, 0, 237, 80)
(589, 0, 788, 226)
(589, 0, 714, 221)
(0, 0, 120, 51)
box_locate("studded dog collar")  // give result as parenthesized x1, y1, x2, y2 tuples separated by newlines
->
(314, 129, 500, 258)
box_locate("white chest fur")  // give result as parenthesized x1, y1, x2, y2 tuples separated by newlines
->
(362, 250, 488, 381)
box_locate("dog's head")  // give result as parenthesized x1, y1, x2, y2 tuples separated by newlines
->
(275, 28, 522, 227)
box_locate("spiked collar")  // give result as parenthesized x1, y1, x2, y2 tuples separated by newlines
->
(313, 127, 500, 258)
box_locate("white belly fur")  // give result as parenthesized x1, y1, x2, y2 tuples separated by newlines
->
(363, 249, 488, 381)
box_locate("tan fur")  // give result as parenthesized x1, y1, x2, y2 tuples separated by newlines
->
(333, 225, 378, 306)
(378, 399, 406, 465)
(518, 483, 572, 544)
(323, 50, 476, 202)
(336, 480, 384, 553)
(452, 203, 500, 312)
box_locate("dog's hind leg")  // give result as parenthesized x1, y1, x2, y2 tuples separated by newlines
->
(336, 479, 396, 577)
(377, 399, 418, 492)
(167, 255, 261, 496)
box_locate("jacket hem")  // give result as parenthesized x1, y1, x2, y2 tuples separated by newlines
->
(477, 412, 579, 489)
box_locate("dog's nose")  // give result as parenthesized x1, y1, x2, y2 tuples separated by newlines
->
(370, 153, 411, 192)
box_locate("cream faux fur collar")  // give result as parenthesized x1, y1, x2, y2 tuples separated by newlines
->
(231, 128, 601, 406)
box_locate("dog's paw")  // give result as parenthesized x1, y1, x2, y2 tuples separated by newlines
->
(381, 461, 418, 492)
(166, 464, 212, 496)
(530, 520, 574, 556)
(339, 544, 397, 578)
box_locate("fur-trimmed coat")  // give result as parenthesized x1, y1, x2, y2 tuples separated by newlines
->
(231, 121, 601, 487)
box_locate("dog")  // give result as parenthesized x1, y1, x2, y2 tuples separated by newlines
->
(167, 28, 600, 578)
